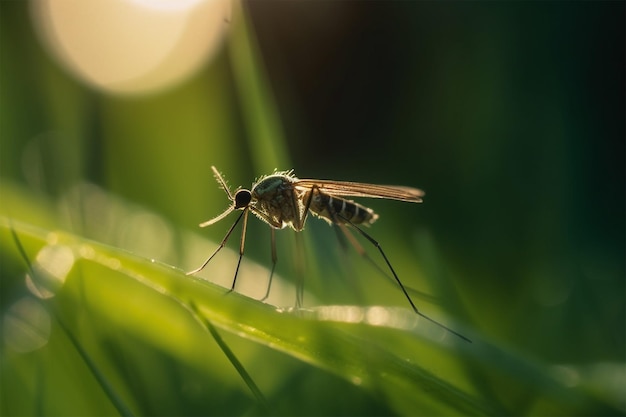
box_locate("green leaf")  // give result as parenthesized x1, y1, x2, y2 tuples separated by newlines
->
(1, 182, 622, 416)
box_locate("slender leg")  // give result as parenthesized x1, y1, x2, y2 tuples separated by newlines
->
(285, 189, 315, 308)
(298, 188, 316, 231)
(261, 227, 277, 301)
(229, 209, 250, 293)
(187, 210, 246, 276)
(338, 214, 471, 343)
(293, 231, 305, 308)
(309, 187, 427, 304)
(332, 220, 437, 303)
(335, 222, 405, 288)
(312, 188, 365, 300)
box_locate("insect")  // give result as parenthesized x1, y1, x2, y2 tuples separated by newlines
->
(188, 166, 470, 342)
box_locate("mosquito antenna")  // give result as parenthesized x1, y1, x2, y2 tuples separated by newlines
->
(339, 214, 471, 343)
(197, 166, 239, 227)
(211, 166, 234, 200)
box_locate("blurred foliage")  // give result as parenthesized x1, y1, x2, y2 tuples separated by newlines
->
(1, 0, 624, 416)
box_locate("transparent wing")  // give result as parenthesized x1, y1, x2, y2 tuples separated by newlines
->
(294, 179, 424, 203)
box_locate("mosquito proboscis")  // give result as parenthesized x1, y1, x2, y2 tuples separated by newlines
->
(187, 166, 470, 342)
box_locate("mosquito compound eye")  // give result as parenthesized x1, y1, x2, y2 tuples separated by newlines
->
(234, 189, 252, 209)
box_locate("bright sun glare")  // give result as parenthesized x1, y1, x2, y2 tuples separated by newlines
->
(31, 0, 230, 95)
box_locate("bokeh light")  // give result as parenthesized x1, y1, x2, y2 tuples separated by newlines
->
(3, 297, 51, 353)
(25, 242, 74, 299)
(31, 0, 230, 94)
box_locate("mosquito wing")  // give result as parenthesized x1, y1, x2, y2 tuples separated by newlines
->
(294, 179, 424, 203)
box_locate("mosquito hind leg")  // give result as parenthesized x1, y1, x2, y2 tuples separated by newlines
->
(338, 214, 471, 343)
(335, 222, 389, 275)
(308, 186, 369, 302)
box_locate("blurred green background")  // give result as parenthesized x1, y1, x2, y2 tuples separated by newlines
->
(1, 1, 624, 415)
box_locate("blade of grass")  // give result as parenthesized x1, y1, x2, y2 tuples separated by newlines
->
(1, 217, 486, 415)
(0, 180, 618, 415)
(228, 0, 291, 173)
(1, 213, 621, 415)
(187, 301, 270, 413)
(7, 223, 135, 417)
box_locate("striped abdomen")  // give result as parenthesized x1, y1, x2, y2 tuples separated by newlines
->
(309, 192, 379, 225)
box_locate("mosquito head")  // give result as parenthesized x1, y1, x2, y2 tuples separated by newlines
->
(234, 189, 252, 209)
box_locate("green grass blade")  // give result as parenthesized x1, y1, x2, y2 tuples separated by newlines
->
(2, 216, 620, 415)
(228, 0, 291, 172)
(1, 179, 621, 415)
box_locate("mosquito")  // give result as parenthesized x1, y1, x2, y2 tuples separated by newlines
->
(188, 166, 470, 342)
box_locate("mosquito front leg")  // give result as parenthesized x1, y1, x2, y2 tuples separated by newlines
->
(229, 209, 250, 293)
(187, 210, 247, 276)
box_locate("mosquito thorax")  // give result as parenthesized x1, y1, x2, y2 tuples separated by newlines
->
(251, 174, 296, 200)
(249, 173, 301, 229)
(234, 189, 252, 209)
